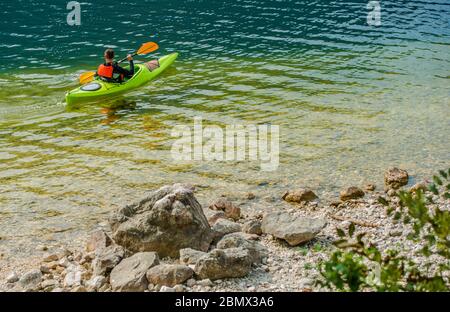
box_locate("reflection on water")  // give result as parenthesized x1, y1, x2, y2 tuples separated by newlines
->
(0, 0, 449, 256)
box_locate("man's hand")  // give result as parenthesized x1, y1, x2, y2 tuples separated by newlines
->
(127, 54, 133, 61)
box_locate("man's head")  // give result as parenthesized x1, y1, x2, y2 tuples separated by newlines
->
(104, 48, 115, 62)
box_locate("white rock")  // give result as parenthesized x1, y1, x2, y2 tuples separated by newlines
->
(41, 279, 59, 289)
(64, 268, 83, 287)
(6, 272, 19, 283)
(197, 279, 214, 287)
(86, 276, 107, 291)
(160, 286, 176, 292)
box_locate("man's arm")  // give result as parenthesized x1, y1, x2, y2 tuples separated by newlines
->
(113, 55, 135, 78)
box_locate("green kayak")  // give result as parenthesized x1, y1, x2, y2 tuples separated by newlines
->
(66, 52, 178, 105)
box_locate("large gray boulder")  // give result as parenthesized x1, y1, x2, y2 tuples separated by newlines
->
(146, 264, 193, 287)
(262, 212, 326, 246)
(109, 184, 214, 258)
(110, 252, 159, 292)
(194, 248, 252, 280)
(216, 232, 267, 264)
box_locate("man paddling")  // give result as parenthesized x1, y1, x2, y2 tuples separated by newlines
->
(96, 48, 134, 82)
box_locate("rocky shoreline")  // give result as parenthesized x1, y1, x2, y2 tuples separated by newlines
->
(1, 167, 449, 292)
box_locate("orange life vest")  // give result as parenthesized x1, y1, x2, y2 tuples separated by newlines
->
(97, 63, 114, 78)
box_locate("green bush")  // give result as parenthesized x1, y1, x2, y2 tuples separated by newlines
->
(317, 169, 450, 292)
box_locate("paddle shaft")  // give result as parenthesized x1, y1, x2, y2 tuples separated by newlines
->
(118, 51, 139, 64)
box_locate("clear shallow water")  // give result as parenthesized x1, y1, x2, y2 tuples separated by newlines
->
(0, 0, 449, 255)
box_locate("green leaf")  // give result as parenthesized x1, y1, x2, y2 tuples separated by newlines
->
(429, 183, 438, 195)
(349, 223, 355, 237)
(439, 170, 448, 179)
(356, 233, 366, 243)
(433, 175, 443, 186)
(336, 228, 345, 238)
(377, 196, 389, 206)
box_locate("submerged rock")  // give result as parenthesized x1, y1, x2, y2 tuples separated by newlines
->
(209, 197, 241, 221)
(194, 248, 252, 280)
(261, 211, 326, 246)
(146, 264, 193, 287)
(110, 252, 159, 292)
(282, 189, 317, 203)
(384, 167, 409, 189)
(110, 184, 214, 258)
(340, 186, 365, 201)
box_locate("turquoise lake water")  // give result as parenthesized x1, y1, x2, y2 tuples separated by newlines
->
(0, 0, 449, 255)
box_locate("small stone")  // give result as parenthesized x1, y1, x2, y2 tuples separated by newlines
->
(86, 229, 113, 253)
(409, 182, 428, 193)
(58, 257, 70, 268)
(340, 187, 365, 201)
(160, 286, 176, 292)
(174, 284, 184, 292)
(299, 278, 313, 288)
(365, 184, 376, 191)
(261, 211, 327, 246)
(146, 264, 193, 287)
(197, 279, 214, 287)
(70, 286, 87, 292)
(248, 286, 256, 292)
(37, 245, 48, 251)
(179, 248, 207, 265)
(63, 267, 83, 288)
(40, 265, 51, 274)
(43, 253, 59, 262)
(51, 287, 64, 292)
(98, 284, 111, 292)
(92, 245, 125, 276)
(242, 220, 262, 235)
(212, 219, 242, 239)
(387, 189, 396, 197)
(209, 197, 241, 221)
(245, 193, 256, 200)
(282, 188, 317, 203)
(203, 209, 226, 226)
(86, 276, 107, 291)
(384, 167, 409, 189)
(186, 278, 196, 287)
(19, 269, 42, 290)
(389, 230, 403, 237)
(194, 248, 252, 280)
(6, 272, 19, 283)
(41, 279, 58, 289)
(110, 252, 160, 292)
